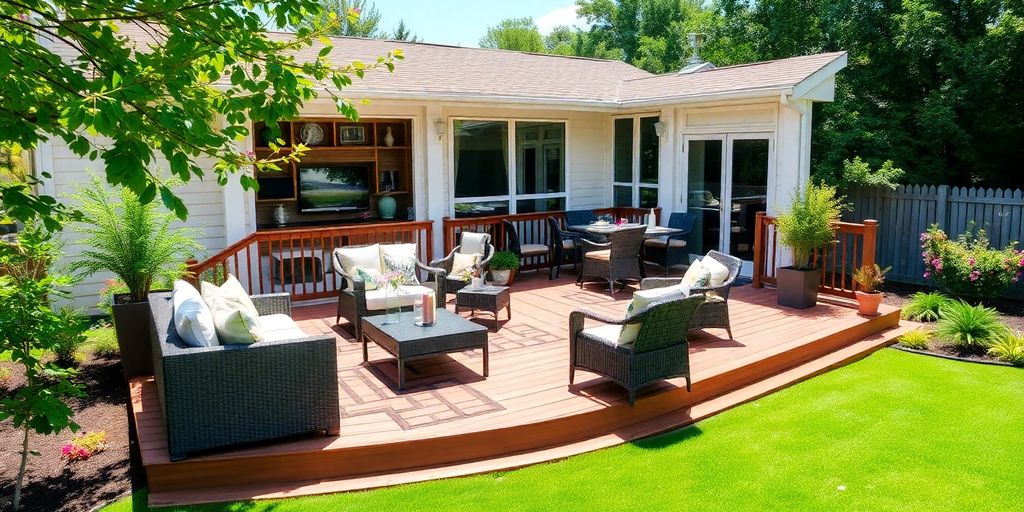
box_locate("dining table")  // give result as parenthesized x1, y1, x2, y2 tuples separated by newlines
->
(567, 222, 684, 239)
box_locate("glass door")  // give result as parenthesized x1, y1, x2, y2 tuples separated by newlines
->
(684, 134, 771, 272)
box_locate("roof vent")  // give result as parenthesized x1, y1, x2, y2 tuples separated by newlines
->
(678, 33, 716, 74)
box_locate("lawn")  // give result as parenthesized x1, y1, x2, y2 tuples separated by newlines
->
(104, 349, 1024, 511)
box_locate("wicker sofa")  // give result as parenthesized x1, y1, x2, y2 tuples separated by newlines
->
(148, 291, 340, 461)
(569, 294, 704, 405)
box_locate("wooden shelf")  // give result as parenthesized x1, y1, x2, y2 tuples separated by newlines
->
(255, 197, 297, 204)
(372, 190, 410, 196)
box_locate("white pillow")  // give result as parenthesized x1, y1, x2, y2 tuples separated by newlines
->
(626, 284, 690, 318)
(336, 244, 382, 291)
(459, 232, 488, 256)
(451, 252, 480, 276)
(201, 275, 263, 344)
(681, 259, 712, 288)
(701, 256, 730, 286)
(354, 266, 383, 291)
(172, 280, 219, 347)
(381, 243, 420, 285)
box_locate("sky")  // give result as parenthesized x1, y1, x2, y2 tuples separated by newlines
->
(367, 0, 589, 47)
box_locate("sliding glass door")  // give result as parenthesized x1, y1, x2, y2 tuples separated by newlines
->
(683, 134, 772, 269)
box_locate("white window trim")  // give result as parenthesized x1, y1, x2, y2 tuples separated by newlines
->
(448, 117, 570, 216)
(612, 113, 660, 208)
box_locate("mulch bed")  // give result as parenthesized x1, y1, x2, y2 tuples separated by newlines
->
(882, 280, 1024, 364)
(0, 354, 140, 512)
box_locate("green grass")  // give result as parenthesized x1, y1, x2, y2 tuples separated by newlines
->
(103, 349, 1024, 512)
(0, 324, 116, 363)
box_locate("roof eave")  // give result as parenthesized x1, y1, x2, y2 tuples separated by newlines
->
(617, 86, 794, 109)
(791, 52, 848, 101)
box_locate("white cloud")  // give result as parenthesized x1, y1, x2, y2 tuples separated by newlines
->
(535, 5, 589, 35)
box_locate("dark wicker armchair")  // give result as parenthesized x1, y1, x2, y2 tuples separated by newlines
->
(332, 245, 446, 340)
(502, 219, 548, 267)
(569, 294, 704, 405)
(643, 212, 696, 276)
(430, 232, 495, 296)
(578, 225, 647, 297)
(547, 216, 583, 279)
(148, 291, 340, 461)
(640, 250, 743, 338)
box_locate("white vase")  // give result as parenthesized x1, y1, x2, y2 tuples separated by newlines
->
(471, 277, 484, 289)
(273, 204, 288, 226)
(384, 126, 395, 147)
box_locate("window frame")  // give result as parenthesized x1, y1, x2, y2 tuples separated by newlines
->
(449, 117, 570, 216)
(611, 113, 661, 208)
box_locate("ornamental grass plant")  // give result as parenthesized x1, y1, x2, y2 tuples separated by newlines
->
(775, 182, 847, 270)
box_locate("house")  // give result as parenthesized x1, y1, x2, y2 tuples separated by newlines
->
(32, 29, 847, 309)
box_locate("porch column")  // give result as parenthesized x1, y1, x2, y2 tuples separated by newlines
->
(656, 106, 676, 224)
(424, 105, 446, 259)
(223, 131, 252, 244)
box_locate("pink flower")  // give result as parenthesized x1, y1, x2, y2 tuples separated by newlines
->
(969, 270, 981, 282)
(919, 233, 929, 242)
(923, 271, 931, 279)
(968, 257, 976, 267)
(931, 259, 942, 271)
(1019, 256, 1024, 267)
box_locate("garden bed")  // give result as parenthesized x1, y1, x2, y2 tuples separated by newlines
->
(0, 343, 138, 512)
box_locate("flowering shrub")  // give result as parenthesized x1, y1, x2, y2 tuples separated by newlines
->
(921, 224, 1024, 300)
(61, 431, 107, 462)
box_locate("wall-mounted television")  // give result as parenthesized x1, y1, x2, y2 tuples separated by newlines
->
(297, 165, 371, 213)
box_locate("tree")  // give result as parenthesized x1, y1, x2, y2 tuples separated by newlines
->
(480, 18, 546, 53)
(391, 19, 421, 42)
(298, 0, 383, 38)
(0, 1, 400, 228)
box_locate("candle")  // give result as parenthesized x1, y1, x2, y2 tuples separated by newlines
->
(422, 293, 436, 325)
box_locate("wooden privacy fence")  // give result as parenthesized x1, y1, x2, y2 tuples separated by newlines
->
(752, 212, 878, 299)
(186, 221, 433, 302)
(442, 207, 660, 271)
(846, 185, 1024, 287)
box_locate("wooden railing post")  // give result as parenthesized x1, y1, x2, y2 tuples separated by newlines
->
(184, 258, 199, 286)
(861, 219, 878, 268)
(752, 212, 766, 288)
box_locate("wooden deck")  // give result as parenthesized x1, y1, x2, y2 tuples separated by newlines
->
(131, 273, 905, 507)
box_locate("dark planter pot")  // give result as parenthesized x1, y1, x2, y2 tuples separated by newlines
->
(777, 266, 820, 309)
(111, 293, 157, 380)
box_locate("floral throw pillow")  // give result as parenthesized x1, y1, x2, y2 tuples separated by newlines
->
(383, 254, 419, 285)
(354, 266, 383, 291)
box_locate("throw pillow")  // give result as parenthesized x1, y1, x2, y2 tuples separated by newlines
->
(459, 232, 488, 256)
(172, 280, 219, 347)
(200, 275, 263, 344)
(382, 250, 420, 285)
(335, 244, 382, 291)
(701, 256, 731, 286)
(681, 259, 712, 288)
(354, 266, 383, 291)
(451, 252, 480, 277)
(625, 285, 690, 317)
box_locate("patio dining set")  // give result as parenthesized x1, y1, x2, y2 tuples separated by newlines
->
(145, 209, 742, 461)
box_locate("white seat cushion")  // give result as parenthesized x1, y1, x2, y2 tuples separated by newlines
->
(460, 232, 488, 256)
(701, 255, 730, 286)
(172, 280, 219, 347)
(584, 249, 611, 261)
(680, 259, 712, 288)
(201, 275, 263, 344)
(581, 323, 640, 348)
(626, 284, 690, 317)
(259, 314, 308, 342)
(520, 243, 548, 256)
(364, 285, 435, 311)
(336, 244, 382, 291)
(644, 238, 687, 249)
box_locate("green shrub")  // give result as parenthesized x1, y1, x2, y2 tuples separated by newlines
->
(901, 291, 951, 322)
(489, 251, 520, 271)
(852, 263, 891, 293)
(935, 301, 1008, 349)
(898, 329, 932, 350)
(51, 308, 89, 367)
(87, 325, 119, 358)
(988, 333, 1024, 366)
(921, 223, 1024, 300)
(775, 182, 847, 270)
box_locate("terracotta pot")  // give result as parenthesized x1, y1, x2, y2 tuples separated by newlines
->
(855, 291, 883, 316)
(776, 266, 820, 309)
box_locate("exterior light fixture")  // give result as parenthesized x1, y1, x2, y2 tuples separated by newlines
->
(653, 120, 667, 139)
(434, 117, 447, 139)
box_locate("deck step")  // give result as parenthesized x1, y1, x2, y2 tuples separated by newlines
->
(147, 317, 909, 507)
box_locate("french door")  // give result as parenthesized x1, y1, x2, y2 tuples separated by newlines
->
(683, 133, 772, 273)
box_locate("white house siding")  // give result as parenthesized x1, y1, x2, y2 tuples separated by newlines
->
(45, 137, 228, 311)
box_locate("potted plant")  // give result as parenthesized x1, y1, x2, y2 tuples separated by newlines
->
(774, 182, 846, 309)
(489, 251, 520, 286)
(70, 177, 201, 380)
(852, 263, 891, 316)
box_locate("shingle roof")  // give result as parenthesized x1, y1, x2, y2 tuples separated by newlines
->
(106, 27, 847, 107)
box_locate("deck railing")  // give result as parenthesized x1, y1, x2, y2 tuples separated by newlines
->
(752, 212, 878, 298)
(186, 221, 433, 302)
(442, 207, 660, 271)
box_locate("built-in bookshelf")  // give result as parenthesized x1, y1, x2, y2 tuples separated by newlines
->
(252, 117, 413, 228)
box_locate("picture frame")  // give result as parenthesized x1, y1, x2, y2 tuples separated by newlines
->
(338, 125, 366, 145)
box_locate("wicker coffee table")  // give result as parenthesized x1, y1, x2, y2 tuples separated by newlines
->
(361, 309, 489, 390)
(455, 285, 511, 331)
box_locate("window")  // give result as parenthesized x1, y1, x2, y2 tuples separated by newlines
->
(453, 119, 566, 217)
(612, 115, 660, 208)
